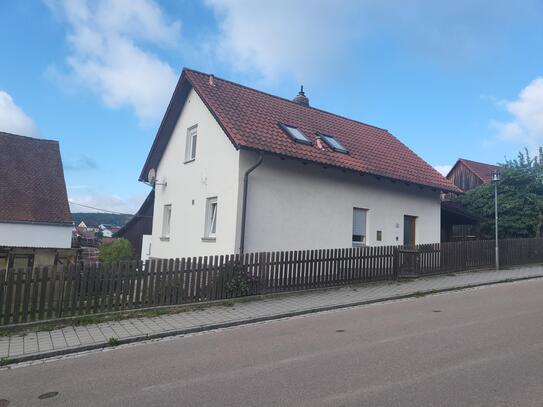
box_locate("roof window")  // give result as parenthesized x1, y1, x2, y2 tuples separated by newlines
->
(317, 132, 348, 154)
(278, 123, 312, 145)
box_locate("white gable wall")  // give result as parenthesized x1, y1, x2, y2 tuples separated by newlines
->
(240, 151, 440, 252)
(150, 88, 241, 258)
(0, 222, 72, 248)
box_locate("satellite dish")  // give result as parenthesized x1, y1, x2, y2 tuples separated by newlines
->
(148, 168, 156, 185)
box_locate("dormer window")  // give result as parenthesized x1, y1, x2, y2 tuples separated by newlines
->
(278, 123, 312, 145)
(317, 132, 348, 154)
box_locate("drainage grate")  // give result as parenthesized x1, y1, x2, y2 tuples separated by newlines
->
(38, 392, 59, 400)
(335, 329, 346, 333)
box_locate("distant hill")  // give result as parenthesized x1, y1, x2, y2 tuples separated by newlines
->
(72, 212, 133, 227)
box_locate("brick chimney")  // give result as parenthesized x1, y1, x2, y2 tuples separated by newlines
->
(292, 85, 309, 107)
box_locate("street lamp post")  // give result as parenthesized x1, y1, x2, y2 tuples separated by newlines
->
(492, 170, 500, 270)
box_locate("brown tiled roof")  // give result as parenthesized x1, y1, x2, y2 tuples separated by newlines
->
(141, 68, 460, 192)
(454, 159, 500, 183)
(0, 132, 72, 225)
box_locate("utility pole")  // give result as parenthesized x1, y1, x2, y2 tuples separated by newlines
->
(492, 171, 500, 270)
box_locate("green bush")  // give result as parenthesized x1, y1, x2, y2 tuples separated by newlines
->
(99, 239, 133, 263)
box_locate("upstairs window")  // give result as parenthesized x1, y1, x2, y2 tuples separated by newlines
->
(278, 123, 312, 145)
(318, 132, 348, 153)
(185, 125, 198, 162)
(352, 208, 367, 246)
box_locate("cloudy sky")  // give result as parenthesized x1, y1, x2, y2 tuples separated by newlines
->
(1, 0, 542, 213)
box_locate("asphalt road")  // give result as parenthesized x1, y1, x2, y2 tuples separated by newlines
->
(2, 278, 543, 406)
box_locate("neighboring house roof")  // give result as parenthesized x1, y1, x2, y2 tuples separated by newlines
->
(115, 190, 154, 238)
(0, 131, 72, 225)
(81, 219, 100, 229)
(448, 159, 500, 184)
(140, 68, 460, 193)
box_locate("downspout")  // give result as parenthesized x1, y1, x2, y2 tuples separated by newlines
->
(240, 152, 264, 255)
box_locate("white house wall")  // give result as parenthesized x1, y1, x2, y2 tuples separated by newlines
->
(240, 151, 441, 252)
(151, 88, 241, 258)
(0, 222, 72, 248)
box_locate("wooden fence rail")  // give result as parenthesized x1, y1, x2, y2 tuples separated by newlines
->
(1, 238, 542, 325)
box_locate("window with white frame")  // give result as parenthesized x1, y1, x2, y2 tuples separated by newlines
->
(162, 204, 172, 239)
(352, 208, 367, 246)
(185, 125, 198, 162)
(204, 197, 218, 239)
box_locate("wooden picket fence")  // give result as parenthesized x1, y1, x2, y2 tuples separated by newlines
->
(1, 238, 543, 326)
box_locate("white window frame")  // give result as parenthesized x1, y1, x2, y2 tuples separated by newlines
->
(162, 204, 172, 239)
(204, 197, 218, 240)
(185, 125, 198, 163)
(352, 207, 368, 247)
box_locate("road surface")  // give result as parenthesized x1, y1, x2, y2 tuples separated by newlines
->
(2, 278, 543, 406)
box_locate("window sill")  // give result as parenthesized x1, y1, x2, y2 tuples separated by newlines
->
(184, 158, 195, 164)
(160, 237, 170, 242)
(201, 237, 216, 242)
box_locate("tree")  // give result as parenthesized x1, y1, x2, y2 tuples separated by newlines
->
(99, 239, 134, 263)
(457, 148, 543, 239)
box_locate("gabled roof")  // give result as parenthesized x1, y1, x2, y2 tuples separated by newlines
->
(141, 68, 460, 193)
(0, 132, 72, 225)
(448, 159, 500, 184)
(81, 219, 100, 228)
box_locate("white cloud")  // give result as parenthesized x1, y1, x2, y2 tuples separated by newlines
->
(47, 0, 180, 121)
(0, 91, 40, 137)
(434, 165, 453, 176)
(69, 193, 147, 214)
(494, 77, 543, 147)
(205, 0, 541, 82)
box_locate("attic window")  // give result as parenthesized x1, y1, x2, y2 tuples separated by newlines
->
(279, 123, 312, 145)
(318, 132, 348, 153)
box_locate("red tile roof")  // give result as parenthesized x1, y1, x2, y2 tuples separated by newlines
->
(141, 69, 460, 192)
(0, 132, 72, 225)
(453, 159, 500, 183)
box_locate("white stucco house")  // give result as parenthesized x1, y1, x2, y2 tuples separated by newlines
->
(0, 132, 75, 270)
(139, 69, 459, 259)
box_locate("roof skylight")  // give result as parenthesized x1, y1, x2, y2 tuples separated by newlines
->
(279, 123, 312, 145)
(318, 132, 348, 154)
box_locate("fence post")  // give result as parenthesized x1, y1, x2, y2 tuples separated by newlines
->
(392, 248, 399, 280)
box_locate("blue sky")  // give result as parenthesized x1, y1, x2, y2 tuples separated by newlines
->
(1, 0, 543, 214)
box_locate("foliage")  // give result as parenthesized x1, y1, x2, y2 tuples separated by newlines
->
(457, 148, 543, 239)
(99, 239, 134, 263)
(225, 263, 259, 296)
(107, 337, 120, 347)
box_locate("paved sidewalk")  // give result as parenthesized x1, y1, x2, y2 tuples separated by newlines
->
(2, 265, 543, 363)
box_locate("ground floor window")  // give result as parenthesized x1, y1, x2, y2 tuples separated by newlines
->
(10, 254, 34, 269)
(352, 208, 368, 246)
(204, 197, 218, 239)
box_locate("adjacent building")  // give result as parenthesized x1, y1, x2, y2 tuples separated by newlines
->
(140, 69, 459, 259)
(446, 158, 500, 192)
(0, 132, 75, 269)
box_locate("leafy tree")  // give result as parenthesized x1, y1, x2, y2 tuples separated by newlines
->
(99, 239, 134, 263)
(457, 148, 543, 239)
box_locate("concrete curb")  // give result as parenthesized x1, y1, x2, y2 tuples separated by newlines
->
(4, 273, 543, 366)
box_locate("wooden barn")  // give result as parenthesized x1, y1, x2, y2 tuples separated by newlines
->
(446, 158, 500, 192)
(115, 191, 154, 260)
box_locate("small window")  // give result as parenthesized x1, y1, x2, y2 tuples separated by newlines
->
(278, 123, 311, 145)
(352, 208, 367, 246)
(185, 125, 198, 162)
(162, 204, 172, 239)
(317, 132, 348, 153)
(205, 197, 218, 239)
